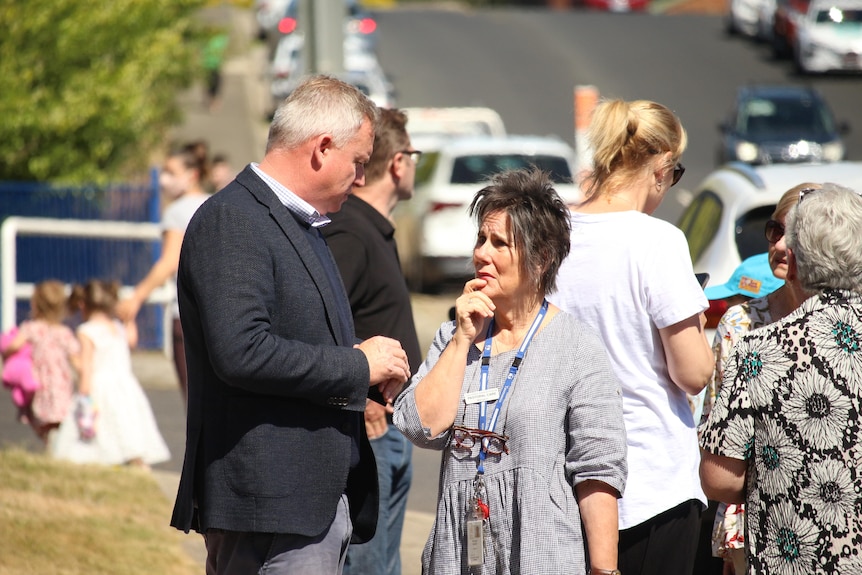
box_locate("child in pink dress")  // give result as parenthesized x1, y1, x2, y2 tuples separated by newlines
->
(1, 280, 80, 443)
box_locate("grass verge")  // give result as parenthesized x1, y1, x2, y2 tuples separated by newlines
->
(0, 447, 197, 575)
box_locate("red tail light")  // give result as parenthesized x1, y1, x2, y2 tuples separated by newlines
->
(358, 18, 377, 35)
(430, 202, 462, 212)
(705, 299, 729, 330)
(278, 17, 297, 34)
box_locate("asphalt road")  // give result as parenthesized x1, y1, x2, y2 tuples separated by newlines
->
(373, 4, 862, 224)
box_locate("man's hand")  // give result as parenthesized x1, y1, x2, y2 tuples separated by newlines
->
(364, 399, 393, 440)
(356, 336, 410, 403)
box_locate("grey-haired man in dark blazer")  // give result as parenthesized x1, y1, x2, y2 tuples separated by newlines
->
(170, 75, 411, 575)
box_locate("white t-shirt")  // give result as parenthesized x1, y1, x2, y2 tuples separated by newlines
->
(162, 193, 209, 318)
(548, 210, 708, 530)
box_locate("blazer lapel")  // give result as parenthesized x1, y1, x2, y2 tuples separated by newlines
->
(236, 167, 352, 347)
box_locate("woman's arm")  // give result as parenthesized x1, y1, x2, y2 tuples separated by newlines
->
(576, 481, 619, 573)
(124, 319, 139, 350)
(413, 279, 494, 436)
(700, 450, 746, 504)
(701, 307, 748, 426)
(116, 229, 184, 321)
(659, 313, 714, 396)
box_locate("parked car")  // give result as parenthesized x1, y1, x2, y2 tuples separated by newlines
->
(402, 107, 509, 187)
(758, 0, 779, 40)
(254, 0, 293, 40)
(269, 32, 392, 113)
(727, 0, 772, 37)
(394, 135, 582, 292)
(677, 161, 862, 328)
(403, 107, 507, 141)
(772, 0, 811, 57)
(259, 0, 378, 57)
(794, 0, 862, 73)
(334, 68, 396, 108)
(717, 84, 849, 165)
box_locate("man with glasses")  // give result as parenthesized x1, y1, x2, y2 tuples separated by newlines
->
(700, 183, 862, 575)
(322, 107, 423, 575)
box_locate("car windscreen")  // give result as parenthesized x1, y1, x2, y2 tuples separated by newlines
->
(735, 204, 776, 262)
(815, 7, 862, 24)
(739, 96, 837, 137)
(450, 154, 572, 184)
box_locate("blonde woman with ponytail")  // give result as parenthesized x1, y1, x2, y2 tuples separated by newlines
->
(548, 99, 714, 575)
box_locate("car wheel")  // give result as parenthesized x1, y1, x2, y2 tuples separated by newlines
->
(792, 48, 806, 75)
(725, 14, 738, 35)
(772, 35, 789, 59)
(417, 257, 444, 295)
(404, 256, 425, 293)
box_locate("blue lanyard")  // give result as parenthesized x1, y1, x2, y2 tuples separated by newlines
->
(476, 299, 548, 473)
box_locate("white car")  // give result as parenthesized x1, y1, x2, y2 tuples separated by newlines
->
(727, 0, 771, 37)
(403, 107, 508, 141)
(394, 135, 582, 292)
(678, 160, 862, 302)
(678, 161, 862, 342)
(758, 0, 778, 40)
(269, 32, 392, 112)
(403, 107, 509, 185)
(795, 0, 862, 73)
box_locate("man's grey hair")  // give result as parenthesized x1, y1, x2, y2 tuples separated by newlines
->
(266, 74, 379, 153)
(785, 182, 862, 293)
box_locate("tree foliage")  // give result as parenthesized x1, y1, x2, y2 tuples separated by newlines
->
(0, 0, 208, 183)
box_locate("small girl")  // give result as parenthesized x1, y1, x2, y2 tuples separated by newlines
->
(1, 280, 80, 443)
(52, 280, 170, 468)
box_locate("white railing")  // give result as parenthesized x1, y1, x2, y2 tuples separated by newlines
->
(0, 216, 173, 356)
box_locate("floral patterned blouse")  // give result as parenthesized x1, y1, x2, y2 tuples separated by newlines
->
(699, 296, 775, 560)
(700, 290, 862, 574)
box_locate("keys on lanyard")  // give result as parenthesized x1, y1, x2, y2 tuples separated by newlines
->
(467, 475, 489, 566)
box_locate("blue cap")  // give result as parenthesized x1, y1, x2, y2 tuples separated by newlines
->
(704, 253, 784, 300)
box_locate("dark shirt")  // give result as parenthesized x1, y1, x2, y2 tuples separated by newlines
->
(297, 212, 362, 468)
(322, 195, 423, 375)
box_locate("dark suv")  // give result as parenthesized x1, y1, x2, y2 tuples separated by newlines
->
(717, 84, 849, 165)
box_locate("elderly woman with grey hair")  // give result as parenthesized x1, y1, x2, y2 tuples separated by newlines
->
(394, 167, 627, 575)
(699, 183, 862, 575)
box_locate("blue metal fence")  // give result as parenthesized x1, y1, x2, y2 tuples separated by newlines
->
(0, 170, 164, 349)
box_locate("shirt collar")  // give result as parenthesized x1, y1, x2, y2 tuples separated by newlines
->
(251, 163, 331, 228)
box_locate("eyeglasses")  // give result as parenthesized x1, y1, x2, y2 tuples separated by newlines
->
(671, 162, 685, 187)
(452, 425, 509, 455)
(764, 219, 785, 244)
(797, 187, 820, 203)
(399, 150, 422, 163)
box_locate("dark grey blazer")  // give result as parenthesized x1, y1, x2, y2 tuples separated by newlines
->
(170, 166, 378, 541)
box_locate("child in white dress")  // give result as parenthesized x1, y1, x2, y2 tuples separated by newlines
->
(52, 280, 170, 468)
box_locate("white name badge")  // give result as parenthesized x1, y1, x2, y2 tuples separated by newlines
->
(464, 388, 500, 405)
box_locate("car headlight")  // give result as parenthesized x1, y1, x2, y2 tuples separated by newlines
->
(822, 140, 845, 162)
(735, 141, 760, 163)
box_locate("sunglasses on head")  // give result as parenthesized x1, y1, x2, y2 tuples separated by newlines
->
(671, 162, 685, 187)
(765, 219, 785, 244)
(797, 187, 820, 203)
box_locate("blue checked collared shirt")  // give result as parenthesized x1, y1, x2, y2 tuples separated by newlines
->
(251, 163, 331, 228)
